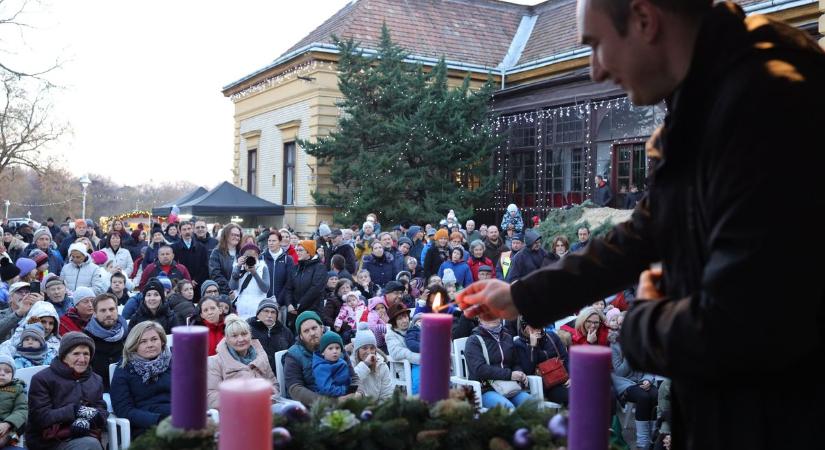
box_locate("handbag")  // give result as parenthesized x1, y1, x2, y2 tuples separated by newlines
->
(475, 335, 523, 398)
(535, 335, 569, 389)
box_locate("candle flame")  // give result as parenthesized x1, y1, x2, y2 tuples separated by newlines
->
(432, 292, 442, 311)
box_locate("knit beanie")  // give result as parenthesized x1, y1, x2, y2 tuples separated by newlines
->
(18, 323, 46, 349)
(142, 279, 166, 303)
(200, 280, 219, 297)
(352, 322, 377, 354)
(318, 223, 331, 237)
(33, 226, 52, 243)
(256, 297, 279, 316)
(434, 229, 449, 241)
(0, 355, 15, 378)
(383, 280, 405, 294)
(74, 219, 86, 229)
(294, 310, 322, 335)
(319, 330, 343, 353)
(68, 242, 88, 260)
(90, 250, 108, 266)
(30, 249, 49, 267)
(605, 307, 622, 323)
(442, 268, 457, 285)
(72, 286, 96, 302)
(15, 258, 36, 276)
(0, 257, 21, 282)
(397, 236, 413, 248)
(59, 331, 96, 361)
(240, 243, 260, 255)
(44, 274, 65, 290)
(298, 240, 316, 257)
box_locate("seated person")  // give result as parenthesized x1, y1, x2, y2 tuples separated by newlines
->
(311, 331, 354, 398)
(0, 355, 27, 449)
(513, 319, 570, 405)
(207, 315, 277, 409)
(12, 324, 55, 369)
(464, 317, 530, 410)
(349, 323, 393, 401)
(26, 332, 108, 450)
(110, 322, 171, 437)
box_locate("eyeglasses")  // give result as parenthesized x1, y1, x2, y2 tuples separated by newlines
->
(585, 320, 601, 326)
(229, 233, 241, 238)
(195, 226, 206, 229)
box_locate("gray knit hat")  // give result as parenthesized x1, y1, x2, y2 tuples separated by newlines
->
(200, 280, 219, 298)
(0, 355, 15, 377)
(33, 226, 52, 243)
(58, 331, 96, 360)
(256, 297, 279, 316)
(352, 322, 377, 354)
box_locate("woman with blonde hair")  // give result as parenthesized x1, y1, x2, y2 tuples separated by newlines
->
(571, 306, 609, 346)
(206, 314, 277, 408)
(110, 321, 171, 437)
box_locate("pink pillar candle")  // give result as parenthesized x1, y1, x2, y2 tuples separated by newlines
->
(568, 345, 612, 450)
(218, 378, 273, 450)
(419, 312, 453, 403)
(171, 325, 208, 430)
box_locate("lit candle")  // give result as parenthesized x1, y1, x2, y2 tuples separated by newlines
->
(568, 345, 612, 450)
(419, 293, 452, 403)
(171, 325, 208, 430)
(218, 378, 272, 450)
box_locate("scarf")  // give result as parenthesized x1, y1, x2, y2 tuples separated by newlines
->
(129, 346, 172, 383)
(481, 322, 504, 341)
(15, 342, 47, 365)
(85, 316, 128, 342)
(228, 344, 257, 366)
(65, 308, 91, 329)
(269, 248, 283, 260)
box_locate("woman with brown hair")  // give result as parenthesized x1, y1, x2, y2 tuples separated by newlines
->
(208, 223, 242, 297)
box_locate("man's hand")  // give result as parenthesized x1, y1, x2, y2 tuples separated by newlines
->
(0, 421, 10, 437)
(638, 266, 665, 300)
(455, 279, 519, 321)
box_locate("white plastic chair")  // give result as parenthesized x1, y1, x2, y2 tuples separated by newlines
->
(16, 365, 48, 390)
(386, 358, 413, 395)
(512, 336, 563, 411)
(273, 350, 304, 407)
(107, 363, 132, 450)
(449, 337, 484, 410)
(166, 334, 173, 348)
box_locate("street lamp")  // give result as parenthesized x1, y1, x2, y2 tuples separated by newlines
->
(79, 175, 92, 220)
(3, 200, 9, 219)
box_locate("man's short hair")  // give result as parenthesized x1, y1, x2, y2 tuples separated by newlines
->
(330, 254, 346, 271)
(93, 293, 118, 311)
(593, 0, 712, 35)
(110, 271, 127, 283)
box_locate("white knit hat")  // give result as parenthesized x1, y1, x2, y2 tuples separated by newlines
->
(442, 268, 457, 285)
(352, 322, 376, 353)
(68, 242, 88, 260)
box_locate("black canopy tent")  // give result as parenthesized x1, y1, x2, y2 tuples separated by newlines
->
(151, 187, 208, 216)
(177, 181, 285, 216)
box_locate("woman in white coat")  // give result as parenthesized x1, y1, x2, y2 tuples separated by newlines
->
(229, 243, 270, 319)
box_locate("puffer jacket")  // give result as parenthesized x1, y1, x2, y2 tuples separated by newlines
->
(102, 246, 134, 278)
(281, 256, 326, 318)
(360, 252, 397, 288)
(206, 339, 276, 408)
(110, 358, 171, 436)
(25, 358, 108, 450)
(208, 247, 237, 295)
(464, 326, 522, 387)
(61, 257, 106, 294)
(385, 326, 420, 365)
(0, 379, 27, 433)
(0, 301, 61, 359)
(350, 350, 394, 401)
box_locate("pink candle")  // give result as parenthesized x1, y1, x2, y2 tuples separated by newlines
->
(171, 325, 208, 430)
(568, 345, 612, 450)
(218, 378, 272, 450)
(419, 293, 452, 402)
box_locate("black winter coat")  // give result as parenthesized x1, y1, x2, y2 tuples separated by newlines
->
(129, 302, 178, 335)
(248, 316, 294, 372)
(84, 330, 126, 392)
(282, 257, 326, 322)
(25, 359, 108, 450)
(173, 240, 210, 288)
(511, 4, 825, 449)
(110, 362, 171, 436)
(463, 326, 521, 386)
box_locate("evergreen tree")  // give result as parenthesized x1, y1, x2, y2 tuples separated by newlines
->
(301, 25, 499, 226)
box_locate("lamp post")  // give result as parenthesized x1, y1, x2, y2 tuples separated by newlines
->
(79, 175, 92, 220)
(3, 200, 9, 219)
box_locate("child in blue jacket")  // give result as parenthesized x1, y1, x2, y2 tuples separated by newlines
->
(312, 331, 353, 397)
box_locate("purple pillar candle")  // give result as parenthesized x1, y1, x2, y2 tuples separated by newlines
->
(419, 312, 452, 403)
(171, 325, 208, 430)
(569, 345, 612, 450)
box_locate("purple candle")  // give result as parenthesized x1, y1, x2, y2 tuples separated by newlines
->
(171, 325, 208, 429)
(419, 294, 452, 403)
(568, 345, 612, 450)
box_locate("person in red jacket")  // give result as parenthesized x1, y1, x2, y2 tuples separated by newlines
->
(59, 286, 95, 335)
(138, 245, 191, 290)
(570, 306, 609, 347)
(191, 295, 225, 356)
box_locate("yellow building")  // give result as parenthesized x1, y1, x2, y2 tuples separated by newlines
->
(222, 0, 823, 234)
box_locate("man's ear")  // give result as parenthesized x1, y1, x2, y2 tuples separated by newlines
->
(629, 0, 662, 44)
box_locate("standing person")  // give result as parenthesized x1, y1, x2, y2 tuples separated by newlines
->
(58, 219, 92, 259)
(230, 244, 270, 319)
(458, 0, 825, 447)
(261, 230, 294, 301)
(422, 229, 449, 279)
(482, 225, 507, 265)
(138, 245, 191, 291)
(570, 226, 590, 252)
(593, 175, 613, 207)
(208, 223, 242, 298)
(193, 220, 218, 254)
(101, 232, 133, 278)
(173, 222, 210, 301)
(506, 231, 555, 282)
(110, 322, 171, 438)
(61, 243, 106, 295)
(23, 227, 64, 276)
(83, 293, 128, 392)
(360, 240, 396, 289)
(328, 229, 356, 275)
(281, 241, 326, 331)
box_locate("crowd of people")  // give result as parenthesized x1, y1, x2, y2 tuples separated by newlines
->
(0, 204, 668, 449)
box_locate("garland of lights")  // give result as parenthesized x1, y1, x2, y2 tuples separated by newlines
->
(99, 210, 153, 232)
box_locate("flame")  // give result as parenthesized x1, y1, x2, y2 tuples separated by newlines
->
(431, 292, 443, 311)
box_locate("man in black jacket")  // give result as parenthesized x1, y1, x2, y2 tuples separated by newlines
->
(84, 293, 127, 392)
(457, 1, 825, 449)
(247, 298, 293, 372)
(173, 221, 209, 300)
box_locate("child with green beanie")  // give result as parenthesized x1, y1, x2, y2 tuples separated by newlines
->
(311, 330, 354, 397)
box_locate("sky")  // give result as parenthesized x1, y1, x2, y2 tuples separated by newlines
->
(6, 0, 544, 188)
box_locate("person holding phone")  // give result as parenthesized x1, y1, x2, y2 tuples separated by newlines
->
(229, 244, 269, 320)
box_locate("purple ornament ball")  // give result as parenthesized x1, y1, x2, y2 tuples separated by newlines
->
(513, 427, 532, 448)
(548, 413, 568, 438)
